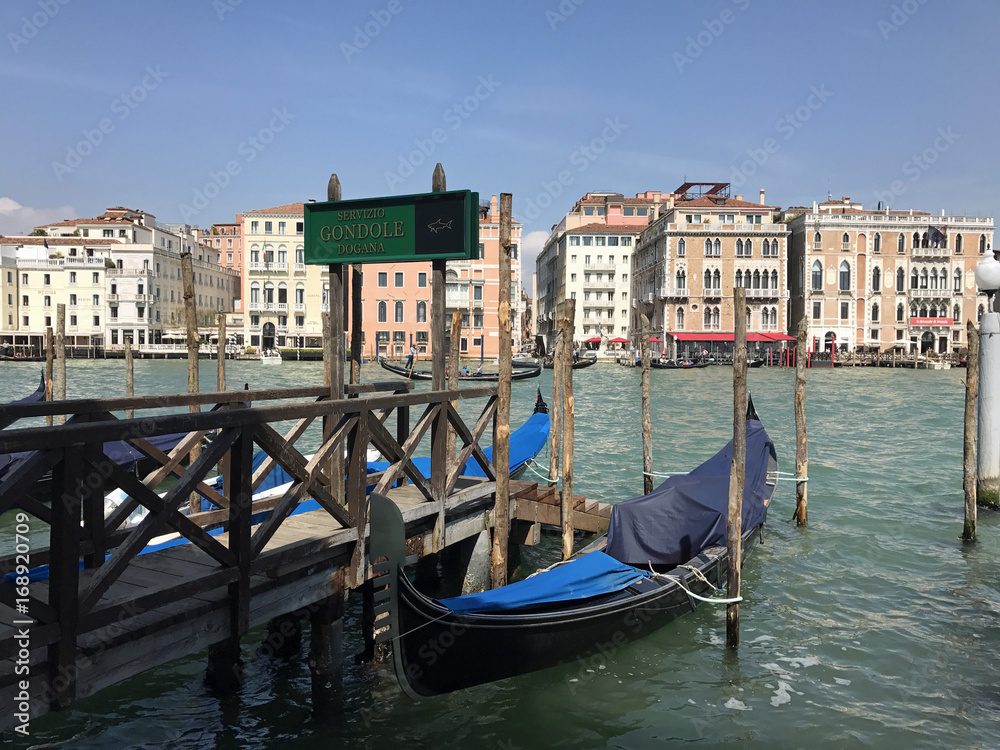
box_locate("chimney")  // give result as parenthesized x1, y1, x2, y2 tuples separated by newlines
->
(812, 201, 818, 213)
(842, 196, 850, 204)
(491, 194, 498, 218)
(759, 188, 765, 205)
(735, 194, 743, 201)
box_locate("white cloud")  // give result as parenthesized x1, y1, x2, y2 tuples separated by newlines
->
(519, 230, 548, 293)
(0, 198, 76, 236)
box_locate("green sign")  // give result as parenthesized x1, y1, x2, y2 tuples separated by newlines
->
(304, 189, 479, 264)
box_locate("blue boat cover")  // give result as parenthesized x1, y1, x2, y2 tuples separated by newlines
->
(366, 410, 550, 479)
(605, 418, 775, 567)
(437, 550, 650, 613)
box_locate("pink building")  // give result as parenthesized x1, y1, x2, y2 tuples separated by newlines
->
(199, 215, 243, 305)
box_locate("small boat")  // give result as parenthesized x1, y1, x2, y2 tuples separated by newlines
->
(512, 357, 541, 369)
(379, 359, 541, 382)
(650, 359, 709, 370)
(371, 398, 777, 697)
(748, 359, 766, 368)
(260, 352, 282, 364)
(542, 356, 597, 370)
(0, 353, 46, 362)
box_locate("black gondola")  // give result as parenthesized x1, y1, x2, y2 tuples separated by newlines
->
(650, 359, 710, 369)
(370, 397, 777, 698)
(542, 356, 597, 370)
(379, 359, 541, 381)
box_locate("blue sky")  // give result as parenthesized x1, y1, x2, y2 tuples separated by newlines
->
(2, 0, 998, 284)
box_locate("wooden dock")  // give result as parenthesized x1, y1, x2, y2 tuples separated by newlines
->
(0, 383, 609, 732)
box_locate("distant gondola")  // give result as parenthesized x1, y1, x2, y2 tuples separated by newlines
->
(379, 359, 541, 381)
(371, 397, 777, 698)
(542, 356, 597, 370)
(650, 359, 709, 370)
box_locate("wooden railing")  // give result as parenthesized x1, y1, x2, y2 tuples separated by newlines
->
(0, 380, 500, 709)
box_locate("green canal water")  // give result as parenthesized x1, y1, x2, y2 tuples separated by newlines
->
(3, 360, 1000, 749)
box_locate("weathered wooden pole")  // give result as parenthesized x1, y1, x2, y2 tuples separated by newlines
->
(492, 192, 514, 585)
(549, 303, 563, 488)
(350, 264, 363, 385)
(181, 251, 201, 512)
(726, 286, 747, 652)
(217, 312, 226, 392)
(640, 313, 653, 495)
(124, 342, 134, 420)
(55, 304, 66, 425)
(447, 310, 461, 470)
(794, 317, 808, 525)
(45, 326, 54, 426)
(560, 298, 576, 560)
(963, 320, 980, 541)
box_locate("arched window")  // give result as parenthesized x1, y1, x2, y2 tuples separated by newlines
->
(873, 233, 881, 253)
(921, 232, 928, 248)
(929, 306, 938, 318)
(250, 281, 260, 304)
(897, 267, 905, 292)
(871, 303, 879, 323)
(955, 235, 963, 254)
(713, 270, 721, 289)
(394, 301, 404, 323)
(839, 261, 851, 291)
(746, 307, 752, 329)
(954, 268, 962, 291)
(812, 261, 823, 290)
(910, 269, 919, 289)
(263, 245, 274, 263)
(295, 245, 304, 264)
(735, 270, 743, 287)
(813, 232, 822, 248)
(736, 239, 744, 256)
(761, 239, 769, 256)
(920, 269, 928, 289)
(929, 268, 938, 289)
(677, 238, 686, 256)
(761, 271, 769, 289)
(872, 267, 881, 291)
(910, 304, 918, 318)
(377, 301, 387, 323)
(743, 269, 751, 288)
(704, 239, 712, 255)
(912, 232, 920, 249)
(919, 305, 928, 318)
(712, 306, 720, 327)
(263, 281, 274, 302)
(897, 303, 904, 322)
(676, 270, 685, 288)
(416, 300, 427, 323)
(676, 307, 685, 329)
(897, 233, 905, 253)
(771, 270, 778, 289)
(295, 284, 305, 305)
(713, 239, 721, 256)
(704, 307, 712, 327)
(953, 304, 960, 322)
(842, 233, 850, 247)
(745, 239, 753, 256)
(752, 270, 761, 289)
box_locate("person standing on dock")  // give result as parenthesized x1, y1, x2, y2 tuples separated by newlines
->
(406, 344, 416, 371)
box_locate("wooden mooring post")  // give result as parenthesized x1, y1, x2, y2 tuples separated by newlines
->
(447, 310, 461, 471)
(549, 303, 563, 488)
(640, 313, 653, 495)
(561, 298, 576, 560)
(726, 286, 747, 652)
(181, 251, 201, 513)
(55, 304, 66, 425)
(45, 326, 54, 426)
(794, 317, 808, 525)
(964, 320, 980, 541)
(125, 342, 134, 420)
(492, 192, 514, 583)
(217, 312, 226, 392)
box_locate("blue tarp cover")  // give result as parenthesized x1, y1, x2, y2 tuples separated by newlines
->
(366, 410, 550, 478)
(605, 418, 775, 567)
(437, 550, 650, 613)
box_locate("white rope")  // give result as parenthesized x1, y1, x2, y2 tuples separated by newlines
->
(647, 563, 743, 605)
(522, 457, 559, 483)
(642, 469, 683, 478)
(770, 471, 808, 483)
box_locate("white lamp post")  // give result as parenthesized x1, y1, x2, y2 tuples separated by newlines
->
(974, 253, 1000, 506)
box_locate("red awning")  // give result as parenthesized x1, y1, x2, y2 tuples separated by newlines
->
(668, 332, 795, 342)
(585, 336, 602, 343)
(609, 337, 629, 343)
(649, 337, 664, 344)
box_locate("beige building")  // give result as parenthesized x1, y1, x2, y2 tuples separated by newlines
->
(632, 184, 789, 354)
(786, 196, 995, 354)
(0, 207, 238, 354)
(534, 191, 674, 351)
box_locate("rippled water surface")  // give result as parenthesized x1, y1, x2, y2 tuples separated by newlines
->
(3, 360, 999, 749)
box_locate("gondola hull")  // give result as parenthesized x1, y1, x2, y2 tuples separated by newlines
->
(379, 359, 541, 381)
(542, 357, 597, 370)
(650, 360, 709, 369)
(378, 514, 761, 697)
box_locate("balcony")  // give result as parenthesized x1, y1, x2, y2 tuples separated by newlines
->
(909, 288, 952, 299)
(294, 263, 306, 273)
(108, 294, 119, 303)
(248, 301, 277, 312)
(584, 280, 616, 291)
(746, 288, 779, 300)
(276, 303, 288, 312)
(911, 246, 950, 259)
(248, 261, 287, 274)
(584, 263, 615, 272)
(294, 302, 305, 312)
(703, 289, 723, 300)
(662, 287, 689, 299)
(106, 268, 150, 277)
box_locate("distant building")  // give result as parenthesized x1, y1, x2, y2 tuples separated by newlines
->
(632, 183, 789, 357)
(0, 207, 238, 354)
(786, 196, 995, 354)
(199, 216, 244, 303)
(240, 195, 522, 358)
(534, 191, 673, 351)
